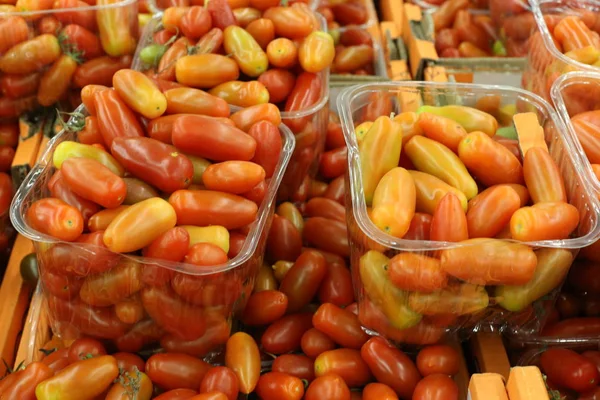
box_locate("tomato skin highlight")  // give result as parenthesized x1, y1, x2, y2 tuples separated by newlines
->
(314, 348, 372, 387)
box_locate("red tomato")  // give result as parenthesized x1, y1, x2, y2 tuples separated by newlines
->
(146, 353, 212, 391)
(113, 352, 146, 373)
(184, 243, 229, 266)
(172, 115, 256, 161)
(248, 120, 282, 179)
(61, 24, 104, 60)
(27, 198, 84, 241)
(0, 73, 40, 99)
(540, 348, 599, 393)
(301, 328, 337, 359)
(258, 69, 296, 104)
(261, 312, 314, 354)
(416, 345, 461, 376)
(323, 175, 345, 204)
(61, 157, 126, 208)
(279, 249, 327, 313)
(272, 354, 315, 381)
(303, 217, 350, 258)
(73, 55, 132, 88)
(180, 6, 212, 39)
(206, 0, 237, 29)
(331, 2, 368, 25)
(266, 214, 303, 261)
(242, 290, 288, 326)
(0, 16, 30, 54)
(283, 72, 322, 133)
(54, 0, 97, 31)
(40, 269, 83, 300)
(313, 303, 369, 349)
(200, 366, 239, 400)
(361, 337, 421, 398)
(169, 190, 258, 230)
(154, 389, 198, 400)
(202, 161, 266, 194)
(143, 226, 190, 262)
(305, 374, 351, 400)
(314, 348, 372, 387)
(412, 374, 459, 400)
(93, 88, 144, 147)
(67, 338, 107, 363)
(363, 383, 399, 400)
(318, 262, 354, 307)
(255, 372, 305, 400)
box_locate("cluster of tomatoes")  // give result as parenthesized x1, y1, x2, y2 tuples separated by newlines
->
(525, 11, 600, 103)
(137, 2, 333, 199)
(0, 121, 16, 259)
(313, 0, 379, 76)
(0, 0, 139, 117)
(431, 0, 518, 58)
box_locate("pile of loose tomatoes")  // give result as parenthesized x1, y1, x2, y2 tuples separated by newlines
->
(0, 0, 139, 117)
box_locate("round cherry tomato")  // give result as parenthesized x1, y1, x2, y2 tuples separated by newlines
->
(416, 345, 460, 376)
(258, 68, 296, 104)
(412, 374, 459, 400)
(67, 338, 107, 363)
(255, 372, 305, 400)
(305, 374, 351, 400)
(363, 383, 399, 400)
(113, 352, 146, 373)
(184, 243, 229, 266)
(143, 226, 190, 262)
(200, 366, 239, 400)
(27, 198, 84, 241)
(301, 328, 337, 359)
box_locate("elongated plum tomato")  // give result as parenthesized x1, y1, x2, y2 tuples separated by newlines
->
(299, 31, 335, 73)
(169, 189, 258, 230)
(103, 198, 177, 253)
(111, 137, 194, 193)
(202, 161, 266, 194)
(61, 157, 127, 209)
(226, 332, 261, 394)
(175, 54, 240, 89)
(27, 198, 84, 241)
(172, 115, 257, 161)
(113, 69, 167, 119)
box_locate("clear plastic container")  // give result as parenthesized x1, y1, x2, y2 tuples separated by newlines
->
(488, 0, 531, 56)
(337, 81, 600, 343)
(513, 339, 600, 369)
(523, 0, 600, 105)
(9, 105, 294, 355)
(133, 13, 329, 201)
(0, 0, 139, 116)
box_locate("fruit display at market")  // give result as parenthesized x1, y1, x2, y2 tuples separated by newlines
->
(431, 0, 517, 58)
(135, 3, 332, 200)
(339, 83, 599, 341)
(523, 5, 600, 103)
(13, 67, 294, 353)
(0, 329, 462, 399)
(0, 0, 139, 117)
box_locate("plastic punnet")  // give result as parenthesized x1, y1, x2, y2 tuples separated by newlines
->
(9, 105, 294, 355)
(0, 0, 139, 116)
(523, 0, 600, 104)
(337, 81, 600, 344)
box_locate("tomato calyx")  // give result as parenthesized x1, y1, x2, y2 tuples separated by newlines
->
(57, 33, 84, 65)
(116, 366, 143, 399)
(38, 348, 57, 357)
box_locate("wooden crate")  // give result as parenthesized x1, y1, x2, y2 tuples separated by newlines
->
(0, 114, 53, 375)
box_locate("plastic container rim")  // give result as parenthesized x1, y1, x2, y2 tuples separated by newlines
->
(551, 71, 600, 194)
(0, 0, 138, 17)
(9, 104, 296, 276)
(337, 80, 600, 251)
(530, 0, 600, 73)
(133, 13, 330, 119)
